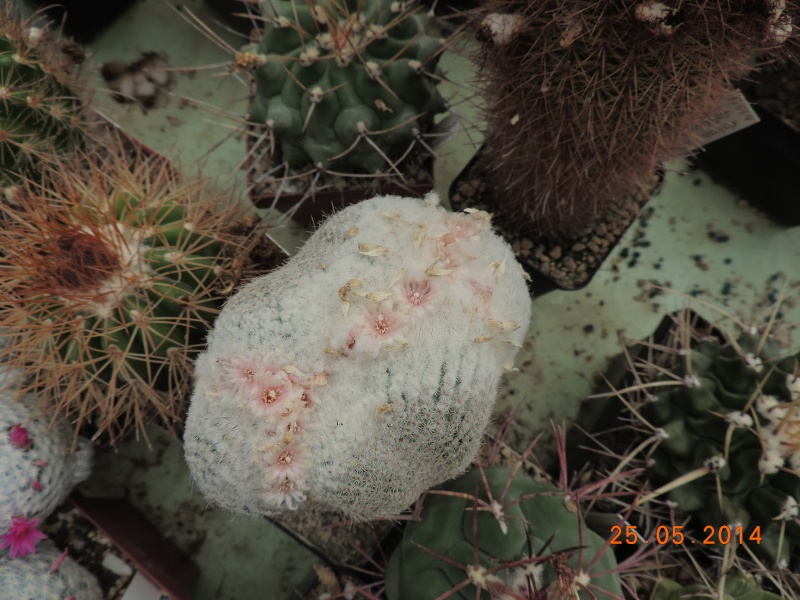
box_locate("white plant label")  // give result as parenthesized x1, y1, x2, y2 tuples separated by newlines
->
(120, 571, 170, 600)
(697, 90, 761, 146)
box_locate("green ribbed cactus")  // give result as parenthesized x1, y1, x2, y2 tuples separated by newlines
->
(0, 4, 87, 187)
(0, 143, 269, 443)
(385, 465, 622, 600)
(634, 325, 800, 566)
(652, 571, 782, 600)
(248, 0, 446, 173)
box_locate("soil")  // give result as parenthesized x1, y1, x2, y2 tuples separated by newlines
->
(41, 503, 135, 600)
(448, 153, 663, 291)
(745, 62, 800, 131)
(276, 501, 395, 574)
(246, 129, 434, 209)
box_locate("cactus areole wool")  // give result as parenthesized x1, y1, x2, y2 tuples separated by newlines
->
(185, 193, 532, 520)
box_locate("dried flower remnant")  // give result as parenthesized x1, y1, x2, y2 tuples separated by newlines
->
(402, 278, 432, 307)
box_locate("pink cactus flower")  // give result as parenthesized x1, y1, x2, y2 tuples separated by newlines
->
(269, 446, 307, 484)
(432, 242, 460, 271)
(350, 305, 408, 355)
(470, 278, 495, 304)
(264, 478, 306, 511)
(8, 424, 32, 449)
(31, 480, 42, 492)
(246, 371, 302, 417)
(0, 516, 48, 559)
(443, 213, 482, 245)
(219, 355, 273, 398)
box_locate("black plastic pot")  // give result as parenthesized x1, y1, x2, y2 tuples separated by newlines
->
(696, 103, 800, 226)
(448, 146, 665, 298)
(69, 492, 199, 600)
(22, 0, 137, 43)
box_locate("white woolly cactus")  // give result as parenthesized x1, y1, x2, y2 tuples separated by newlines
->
(185, 193, 532, 520)
(1, 366, 93, 535)
(0, 540, 102, 600)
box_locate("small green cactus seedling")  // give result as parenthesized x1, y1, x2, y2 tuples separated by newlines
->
(0, 3, 89, 187)
(385, 465, 623, 600)
(0, 142, 270, 443)
(248, 0, 447, 173)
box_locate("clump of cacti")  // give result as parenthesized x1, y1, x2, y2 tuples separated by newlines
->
(471, 0, 796, 239)
(1, 366, 93, 535)
(184, 193, 531, 520)
(0, 3, 89, 188)
(0, 540, 102, 600)
(248, 0, 447, 174)
(385, 464, 622, 600)
(0, 142, 270, 443)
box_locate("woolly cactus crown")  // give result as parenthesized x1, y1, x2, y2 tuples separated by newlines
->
(185, 193, 532, 520)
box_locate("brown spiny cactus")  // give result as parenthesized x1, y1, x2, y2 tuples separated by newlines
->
(472, 0, 796, 240)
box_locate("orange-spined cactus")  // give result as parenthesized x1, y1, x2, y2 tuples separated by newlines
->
(472, 0, 796, 240)
(0, 141, 269, 444)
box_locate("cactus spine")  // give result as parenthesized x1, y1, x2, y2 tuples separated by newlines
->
(185, 193, 531, 520)
(589, 311, 800, 567)
(248, 0, 447, 173)
(640, 326, 800, 565)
